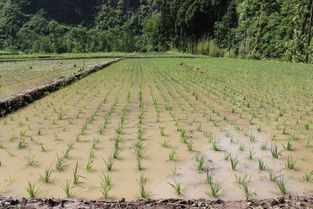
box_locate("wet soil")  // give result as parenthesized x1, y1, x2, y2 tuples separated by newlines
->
(0, 195, 313, 209)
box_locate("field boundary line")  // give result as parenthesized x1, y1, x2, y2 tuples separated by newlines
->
(0, 58, 122, 117)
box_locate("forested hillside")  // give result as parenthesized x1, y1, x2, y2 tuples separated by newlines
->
(0, 0, 312, 62)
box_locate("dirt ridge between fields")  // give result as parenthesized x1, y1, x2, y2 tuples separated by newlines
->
(0, 58, 121, 117)
(0, 195, 313, 209)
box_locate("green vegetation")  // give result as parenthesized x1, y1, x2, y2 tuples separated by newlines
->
(0, 0, 312, 63)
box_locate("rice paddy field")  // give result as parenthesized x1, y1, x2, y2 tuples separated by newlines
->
(0, 58, 112, 98)
(0, 58, 312, 201)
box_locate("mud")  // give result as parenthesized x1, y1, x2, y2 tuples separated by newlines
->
(0, 195, 312, 209)
(0, 59, 121, 117)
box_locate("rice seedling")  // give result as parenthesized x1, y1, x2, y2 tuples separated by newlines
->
(103, 155, 114, 171)
(89, 150, 96, 160)
(268, 169, 282, 182)
(100, 176, 112, 199)
(212, 140, 221, 151)
(196, 123, 202, 132)
(6, 148, 15, 157)
(40, 143, 46, 152)
(101, 174, 112, 187)
(61, 180, 73, 197)
(271, 145, 281, 159)
(19, 130, 26, 137)
(282, 139, 293, 151)
(26, 182, 38, 198)
(208, 180, 223, 198)
(258, 159, 266, 171)
(186, 140, 193, 152)
(86, 158, 94, 172)
(113, 146, 123, 159)
(55, 155, 65, 171)
(224, 152, 231, 161)
(159, 126, 166, 136)
(25, 155, 37, 166)
(286, 156, 296, 170)
(138, 174, 151, 198)
(260, 142, 267, 150)
(248, 148, 255, 160)
(62, 143, 74, 159)
(40, 166, 52, 183)
(303, 171, 312, 182)
(17, 138, 26, 149)
(275, 177, 287, 194)
(162, 138, 170, 148)
(249, 134, 256, 142)
(230, 155, 239, 171)
(92, 138, 100, 149)
(172, 164, 180, 177)
(304, 121, 310, 130)
(72, 161, 82, 185)
(9, 135, 15, 142)
(239, 144, 245, 152)
(195, 153, 205, 172)
(235, 174, 252, 198)
(115, 126, 122, 135)
(206, 170, 216, 185)
(168, 150, 177, 161)
(271, 133, 277, 141)
(136, 156, 143, 170)
(37, 129, 42, 136)
(169, 180, 186, 196)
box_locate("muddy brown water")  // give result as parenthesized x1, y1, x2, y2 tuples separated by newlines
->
(0, 59, 312, 201)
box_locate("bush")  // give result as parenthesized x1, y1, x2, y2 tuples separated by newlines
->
(195, 39, 224, 57)
(224, 49, 237, 58)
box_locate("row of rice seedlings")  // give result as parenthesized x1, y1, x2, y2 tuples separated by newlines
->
(135, 82, 145, 171)
(155, 78, 194, 153)
(102, 80, 133, 172)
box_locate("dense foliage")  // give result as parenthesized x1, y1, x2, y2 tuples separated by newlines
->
(0, 0, 312, 62)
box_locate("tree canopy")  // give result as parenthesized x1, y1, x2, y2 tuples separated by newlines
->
(0, 0, 312, 62)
